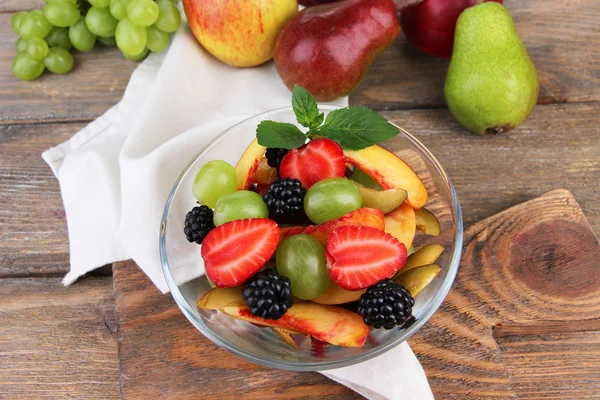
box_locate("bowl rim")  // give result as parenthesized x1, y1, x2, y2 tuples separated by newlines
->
(160, 105, 463, 371)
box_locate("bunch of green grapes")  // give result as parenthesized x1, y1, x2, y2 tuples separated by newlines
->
(10, 0, 182, 80)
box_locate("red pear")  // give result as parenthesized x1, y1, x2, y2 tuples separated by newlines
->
(274, 0, 400, 101)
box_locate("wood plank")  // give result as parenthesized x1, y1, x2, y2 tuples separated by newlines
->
(0, 122, 85, 277)
(0, 13, 136, 125)
(2, 1, 599, 123)
(0, 276, 120, 399)
(0, 0, 43, 13)
(113, 261, 361, 400)
(352, 0, 600, 110)
(381, 102, 600, 233)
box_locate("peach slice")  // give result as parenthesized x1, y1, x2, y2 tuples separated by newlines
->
(235, 138, 266, 190)
(402, 244, 444, 274)
(220, 303, 369, 348)
(253, 158, 278, 186)
(394, 264, 441, 297)
(353, 182, 407, 214)
(415, 208, 441, 236)
(344, 146, 427, 209)
(280, 207, 385, 247)
(198, 286, 245, 310)
(312, 283, 366, 305)
(384, 202, 416, 250)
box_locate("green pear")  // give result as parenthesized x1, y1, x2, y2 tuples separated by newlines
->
(444, 2, 539, 135)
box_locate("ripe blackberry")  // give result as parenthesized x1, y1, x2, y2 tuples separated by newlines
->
(357, 279, 414, 330)
(242, 269, 293, 320)
(265, 147, 289, 171)
(183, 205, 215, 244)
(263, 178, 306, 219)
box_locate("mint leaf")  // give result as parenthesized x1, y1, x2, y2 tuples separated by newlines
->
(292, 85, 321, 128)
(257, 120, 307, 149)
(318, 107, 399, 150)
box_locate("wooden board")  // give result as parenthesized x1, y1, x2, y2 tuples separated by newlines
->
(2, 0, 599, 123)
(112, 189, 600, 399)
(0, 276, 120, 399)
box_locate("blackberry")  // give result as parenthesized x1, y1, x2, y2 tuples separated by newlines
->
(242, 269, 293, 320)
(357, 279, 414, 330)
(265, 147, 289, 171)
(263, 178, 306, 219)
(183, 205, 215, 244)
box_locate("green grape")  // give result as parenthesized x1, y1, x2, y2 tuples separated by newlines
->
(85, 7, 119, 37)
(16, 38, 28, 53)
(192, 160, 238, 208)
(127, 0, 159, 27)
(304, 178, 362, 224)
(69, 18, 96, 52)
(213, 191, 269, 226)
(110, 0, 131, 20)
(26, 37, 49, 61)
(44, 1, 80, 27)
(97, 35, 117, 46)
(11, 11, 27, 35)
(88, 0, 111, 7)
(276, 234, 331, 300)
(19, 10, 53, 40)
(146, 25, 168, 52)
(44, 47, 74, 74)
(45, 27, 72, 50)
(123, 47, 148, 61)
(154, 0, 181, 33)
(12, 53, 45, 80)
(115, 19, 147, 56)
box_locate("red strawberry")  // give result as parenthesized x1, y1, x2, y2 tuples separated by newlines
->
(279, 138, 345, 189)
(326, 226, 407, 290)
(201, 218, 280, 288)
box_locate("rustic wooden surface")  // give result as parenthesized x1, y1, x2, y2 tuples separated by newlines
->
(1, 0, 599, 398)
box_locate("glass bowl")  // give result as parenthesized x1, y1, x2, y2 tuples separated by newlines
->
(160, 106, 463, 371)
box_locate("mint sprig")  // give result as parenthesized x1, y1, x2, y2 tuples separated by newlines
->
(256, 85, 399, 150)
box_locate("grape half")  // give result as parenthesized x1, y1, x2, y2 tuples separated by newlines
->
(304, 177, 362, 224)
(213, 191, 269, 226)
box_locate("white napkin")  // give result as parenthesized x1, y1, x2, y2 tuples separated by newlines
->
(42, 25, 433, 400)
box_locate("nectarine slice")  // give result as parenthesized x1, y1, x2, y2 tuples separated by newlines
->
(402, 244, 444, 274)
(197, 286, 246, 310)
(394, 264, 441, 297)
(415, 207, 440, 236)
(235, 138, 266, 190)
(344, 146, 427, 209)
(353, 182, 407, 214)
(312, 282, 366, 305)
(384, 202, 416, 250)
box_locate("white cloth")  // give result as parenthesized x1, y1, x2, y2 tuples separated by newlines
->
(42, 25, 433, 400)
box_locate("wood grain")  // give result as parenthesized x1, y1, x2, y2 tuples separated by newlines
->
(0, 276, 120, 399)
(0, 0, 43, 13)
(113, 261, 361, 400)
(0, 122, 84, 277)
(2, 0, 599, 123)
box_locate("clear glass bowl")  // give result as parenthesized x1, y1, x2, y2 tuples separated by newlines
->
(160, 106, 463, 371)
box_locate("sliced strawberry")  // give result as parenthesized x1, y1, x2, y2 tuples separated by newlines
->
(279, 138, 345, 189)
(201, 218, 279, 288)
(326, 226, 407, 290)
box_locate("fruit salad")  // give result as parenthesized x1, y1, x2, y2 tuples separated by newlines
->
(185, 86, 445, 348)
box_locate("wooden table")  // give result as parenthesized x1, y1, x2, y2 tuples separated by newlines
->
(1, 1, 599, 398)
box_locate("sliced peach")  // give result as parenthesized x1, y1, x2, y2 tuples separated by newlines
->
(384, 202, 416, 250)
(394, 264, 441, 297)
(415, 208, 441, 236)
(221, 302, 368, 347)
(198, 286, 245, 310)
(280, 207, 385, 247)
(353, 182, 407, 214)
(402, 244, 444, 274)
(235, 138, 266, 190)
(312, 282, 366, 305)
(253, 158, 278, 186)
(344, 146, 427, 209)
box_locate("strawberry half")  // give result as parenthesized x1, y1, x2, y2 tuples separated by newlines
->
(279, 138, 345, 189)
(326, 226, 407, 290)
(201, 218, 280, 288)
